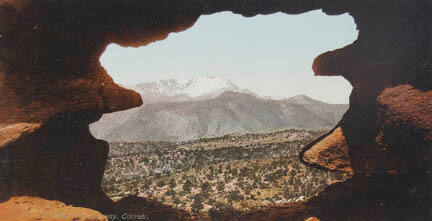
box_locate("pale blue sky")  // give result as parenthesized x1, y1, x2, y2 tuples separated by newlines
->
(102, 10, 358, 104)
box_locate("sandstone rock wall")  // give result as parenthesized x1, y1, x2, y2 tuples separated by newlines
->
(0, 0, 431, 220)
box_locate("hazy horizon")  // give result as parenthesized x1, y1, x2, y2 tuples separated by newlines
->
(101, 10, 358, 104)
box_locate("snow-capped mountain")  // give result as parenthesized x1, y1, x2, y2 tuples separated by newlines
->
(91, 92, 348, 142)
(90, 75, 348, 141)
(90, 76, 256, 138)
(127, 76, 251, 102)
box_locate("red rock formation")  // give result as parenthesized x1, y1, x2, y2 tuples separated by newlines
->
(308, 1, 432, 176)
(0, 196, 107, 221)
(302, 126, 353, 174)
(0, 0, 431, 220)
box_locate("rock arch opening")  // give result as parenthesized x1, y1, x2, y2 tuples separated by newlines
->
(91, 10, 357, 142)
(94, 10, 358, 215)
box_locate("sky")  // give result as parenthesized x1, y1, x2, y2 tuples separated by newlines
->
(101, 10, 358, 104)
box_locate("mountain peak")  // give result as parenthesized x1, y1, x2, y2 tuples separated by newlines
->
(285, 95, 322, 105)
(128, 75, 253, 100)
(218, 91, 249, 98)
(181, 75, 240, 98)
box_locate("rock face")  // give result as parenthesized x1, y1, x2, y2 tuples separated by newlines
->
(0, 0, 431, 220)
(302, 126, 352, 174)
(0, 196, 107, 221)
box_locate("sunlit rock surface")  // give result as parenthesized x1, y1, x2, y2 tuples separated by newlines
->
(0, 196, 107, 221)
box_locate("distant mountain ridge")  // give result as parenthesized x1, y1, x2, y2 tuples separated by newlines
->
(127, 76, 257, 103)
(91, 90, 348, 142)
